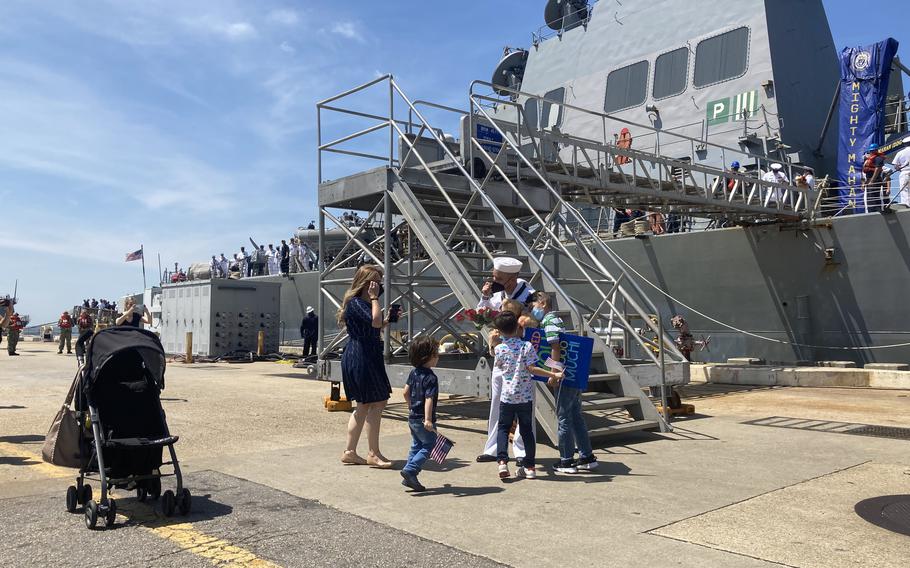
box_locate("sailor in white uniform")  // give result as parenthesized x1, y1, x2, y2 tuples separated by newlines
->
(476, 256, 536, 462)
(218, 254, 229, 279)
(477, 256, 535, 311)
(892, 144, 910, 207)
(267, 244, 280, 275)
(210, 255, 220, 278)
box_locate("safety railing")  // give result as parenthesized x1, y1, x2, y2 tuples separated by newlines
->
(469, 81, 815, 219)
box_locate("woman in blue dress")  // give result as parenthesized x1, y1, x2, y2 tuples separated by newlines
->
(339, 265, 393, 468)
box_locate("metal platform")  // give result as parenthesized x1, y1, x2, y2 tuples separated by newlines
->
(310, 75, 821, 440)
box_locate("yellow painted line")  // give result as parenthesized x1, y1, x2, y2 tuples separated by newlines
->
(0, 444, 278, 567)
(0, 442, 72, 478)
(119, 501, 281, 568)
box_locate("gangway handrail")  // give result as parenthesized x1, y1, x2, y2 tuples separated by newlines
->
(469, 79, 816, 194)
(466, 91, 688, 359)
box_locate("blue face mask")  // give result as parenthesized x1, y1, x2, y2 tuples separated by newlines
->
(531, 307, 545, 321)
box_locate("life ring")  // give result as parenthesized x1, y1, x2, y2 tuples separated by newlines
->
(615, 127, 632, 165)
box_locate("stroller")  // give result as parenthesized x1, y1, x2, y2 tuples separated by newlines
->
(65, 326, 190, 529)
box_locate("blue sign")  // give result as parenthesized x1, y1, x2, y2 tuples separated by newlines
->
(835, 38, 899, 213)
(476, 123, 504, 154)
(524, 328, 594, 390)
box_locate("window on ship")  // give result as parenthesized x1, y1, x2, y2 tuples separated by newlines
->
(604, 60, 649, 113)
(694, 27, 750, 88)
(653, 47, 689, 99)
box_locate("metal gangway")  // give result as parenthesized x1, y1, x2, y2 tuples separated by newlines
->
(313, 75, 813, 441)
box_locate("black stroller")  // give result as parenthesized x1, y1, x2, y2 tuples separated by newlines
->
(65, 326, 190, 529)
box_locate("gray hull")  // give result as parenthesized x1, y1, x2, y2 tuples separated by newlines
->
(263, 209, 910, 365)
(603, 209, 910, 364)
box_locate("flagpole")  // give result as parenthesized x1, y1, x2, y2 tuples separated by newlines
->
(157, 253, 162, 286)
(141, 244, 147, 290)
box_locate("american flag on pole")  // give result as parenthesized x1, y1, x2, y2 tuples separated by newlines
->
(125, 249, 143, 262)
(429, 433, 455, 464)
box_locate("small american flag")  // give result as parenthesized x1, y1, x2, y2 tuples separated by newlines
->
(429, 433, 455, 464)
(125, 249, 143, 262)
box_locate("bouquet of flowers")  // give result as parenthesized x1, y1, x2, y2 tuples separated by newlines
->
(455, 307, 499, 330)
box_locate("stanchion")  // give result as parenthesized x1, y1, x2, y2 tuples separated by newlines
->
(185, 332, 193, 364)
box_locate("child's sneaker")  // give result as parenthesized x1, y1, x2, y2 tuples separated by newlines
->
(577, 455, 599, 471)
(552, 460, 578, 474)
(516, 466, 537, 479)
(400, 470, 426, 492)
(498, 461, 510, 480)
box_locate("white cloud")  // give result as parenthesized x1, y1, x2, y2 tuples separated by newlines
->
(280, 41, 296, 54)
(182, 16, 258, 41)
(268, 9, 301, 26)
(0, 59, 237, 213)
(330, 21, 365, 43)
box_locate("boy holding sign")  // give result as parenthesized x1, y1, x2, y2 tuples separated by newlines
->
(531, 293, 599, 474)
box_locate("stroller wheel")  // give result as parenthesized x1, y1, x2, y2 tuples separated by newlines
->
(161, 490, 176, 517)
(84, 500, 98, 530)
(137, 487, 148, 502)
(177, 489, 192, 516)
(103, 498, 117, 528)
(80, 484, 92, 506)
(66, 486, 78, 513)
(149, 478, 162, 500)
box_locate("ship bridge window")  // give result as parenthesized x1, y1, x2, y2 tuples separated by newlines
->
(694, 27, 750, 88)
(653, 47, 689, 99)
(604, 60, 649, 113)
(523, 87, 566, 130)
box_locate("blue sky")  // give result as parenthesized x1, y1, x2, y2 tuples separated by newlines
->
(1, 0, 906, 325)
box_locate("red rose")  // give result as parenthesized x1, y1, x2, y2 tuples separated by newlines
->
(466, 309, 477, 317)
(455, 313, 465, 322)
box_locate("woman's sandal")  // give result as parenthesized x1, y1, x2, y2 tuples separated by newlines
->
(341, 450, 367, 465)
(367, 452, 393, 469)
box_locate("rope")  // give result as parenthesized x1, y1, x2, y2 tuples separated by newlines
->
(604, 245, 910, 351)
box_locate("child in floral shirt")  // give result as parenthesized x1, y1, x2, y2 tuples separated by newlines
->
(491, 311, 563, 480)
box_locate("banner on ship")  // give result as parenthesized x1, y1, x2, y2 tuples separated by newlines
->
(835, 38, 899, 213)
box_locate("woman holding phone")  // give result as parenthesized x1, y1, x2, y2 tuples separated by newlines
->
(338, 264, 394, 468)
(116, 298, 152, 328)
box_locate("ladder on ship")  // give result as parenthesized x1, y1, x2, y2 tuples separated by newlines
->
(315, 75, 812, 442)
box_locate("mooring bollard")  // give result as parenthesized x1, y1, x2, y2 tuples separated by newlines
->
(257, 330, 265, 357)
(185, 331, 193, 364)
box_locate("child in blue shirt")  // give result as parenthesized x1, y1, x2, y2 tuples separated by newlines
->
(401, 335, 441, 492)
(492, 311, 563, 480)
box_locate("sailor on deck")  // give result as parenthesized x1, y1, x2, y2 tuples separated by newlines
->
(892, 144, 910, 207)
(218, 254, 229, 279)
(477, 257, 535, 311)
(761, 163, 789, 207)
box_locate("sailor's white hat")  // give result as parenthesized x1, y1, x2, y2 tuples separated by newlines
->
(493, 257, 523, 273)
(306, 306, 314, 313)
(770, 163, 783, 171)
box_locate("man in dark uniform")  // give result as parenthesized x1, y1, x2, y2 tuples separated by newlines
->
(300, 306, 318, 357)
(280, 239, 290, 275)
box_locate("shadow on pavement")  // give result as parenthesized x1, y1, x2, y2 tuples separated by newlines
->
(410, 483, 505, 497)
(0, 434, 45, 443)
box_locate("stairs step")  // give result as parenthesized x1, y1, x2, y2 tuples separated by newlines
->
(586, 373, 621, 386)
(579, 395, 640, 410)
(429, 216, 500, 227)
(587, 420, 659, 439)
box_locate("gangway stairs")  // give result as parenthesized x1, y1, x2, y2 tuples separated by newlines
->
(316, 76, 813, 442)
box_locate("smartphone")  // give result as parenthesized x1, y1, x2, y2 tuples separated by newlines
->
(388, 304, 402, 323)
(133, 304, 145, 314)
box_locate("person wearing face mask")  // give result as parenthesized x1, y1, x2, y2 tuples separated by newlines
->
(477, 257, 535, 312)
(338, 264, 395, 468)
